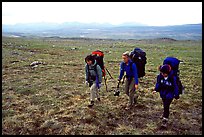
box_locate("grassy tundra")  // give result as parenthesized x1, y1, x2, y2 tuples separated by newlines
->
(2, 37, 202, 135)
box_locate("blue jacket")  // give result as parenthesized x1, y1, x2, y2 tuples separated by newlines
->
(155, 71, 179, 99)
(119, 60, 138, 85)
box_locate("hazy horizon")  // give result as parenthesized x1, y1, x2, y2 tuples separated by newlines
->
(2, 21, 202, 27)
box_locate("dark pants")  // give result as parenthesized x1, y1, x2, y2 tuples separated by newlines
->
(162, 98, 173, 118)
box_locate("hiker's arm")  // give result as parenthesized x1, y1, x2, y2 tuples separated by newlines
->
(132, 63, 138, 85)
(97, 65, 102, 83)
(118, 62, 124, 81)
(85, 65, 89, 81)
(155, 75, 161, 92)
(173, 76, 179, 98)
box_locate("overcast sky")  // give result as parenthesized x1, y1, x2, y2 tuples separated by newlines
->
(2, 2, 202, 26)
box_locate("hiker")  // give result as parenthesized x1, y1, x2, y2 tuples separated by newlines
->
(118, 51, 139, 110)
(85, 54, 102, 108)
(153, 64, 179, 128)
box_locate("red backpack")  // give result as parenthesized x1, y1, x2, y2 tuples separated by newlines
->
(92, 50, 105, 76)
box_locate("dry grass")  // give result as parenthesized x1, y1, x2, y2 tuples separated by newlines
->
(2, 37, 202, 135)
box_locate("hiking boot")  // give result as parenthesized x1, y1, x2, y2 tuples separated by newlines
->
(161, 117, 168, 128)
(88, 101, 94, 108)
(114, 91, 120, 96)
(97, 98, 101, 101)
(133, 97, 137, 105)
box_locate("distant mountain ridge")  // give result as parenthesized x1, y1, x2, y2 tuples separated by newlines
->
(2, 22, 202, 40)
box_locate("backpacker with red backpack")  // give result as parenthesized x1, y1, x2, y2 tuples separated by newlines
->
(89, 50, 113, 92)
(163, 57, 184, 95)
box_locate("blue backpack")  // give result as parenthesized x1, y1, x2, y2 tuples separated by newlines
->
(129, 48, 147, 78)
(163, 57, 184, 94)
(163, 57, 180, 76)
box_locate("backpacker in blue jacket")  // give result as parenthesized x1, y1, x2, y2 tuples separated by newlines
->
(154, 64, 180, 128)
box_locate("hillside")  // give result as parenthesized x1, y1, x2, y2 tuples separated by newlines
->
(2, 23, 202, 40)
(2, 36, 202, 135)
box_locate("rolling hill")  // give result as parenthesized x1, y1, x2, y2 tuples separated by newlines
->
(2, 22, 202, 40)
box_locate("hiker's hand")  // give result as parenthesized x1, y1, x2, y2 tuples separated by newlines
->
(135, 84, 138, 90)
(153, 91, 157, 94)
(117, 78, 121, 82)
(99, 83, 102, 88)
(85, 81, 89, 86)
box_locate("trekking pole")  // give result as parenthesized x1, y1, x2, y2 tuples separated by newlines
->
(105, 68, 114, 79)
(103, 75, 108, 92)
(117, 80, 120, 89)
(121, 75, 126, 85)
(114, 80, 120, 96)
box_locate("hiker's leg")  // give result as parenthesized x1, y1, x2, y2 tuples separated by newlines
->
(90, 83, 97, 101)
(124, 78, 130, 96)
(162, 98, 173, 118)
(129, 78, 136, 106)
(95, 88, 100, 99)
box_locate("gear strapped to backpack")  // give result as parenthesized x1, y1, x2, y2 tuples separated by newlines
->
(129, 48, 147, 78)
(92, 50, 114, 91)
(92, 50, 105, 77)
(163, 57, 184, 95)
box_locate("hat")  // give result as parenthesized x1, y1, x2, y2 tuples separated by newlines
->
(160, 64, 171, 74)
(122, 51, 130, 57)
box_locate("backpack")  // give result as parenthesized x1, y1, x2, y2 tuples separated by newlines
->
(163, 57, 184, 94)
(163, 57, 180, 76)
(92, 50, 105, 76)
(129, 48, 147, 78)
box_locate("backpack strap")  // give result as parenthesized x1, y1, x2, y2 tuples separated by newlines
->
(124, 61, 134, 81)
(122, 61, 133, 72)
(129, 61, 133, 72)
(94, 64, 98, 77)
(87, 63, 98, 78)
(87, 64, 91, 82)
(168, 75, 174, 84)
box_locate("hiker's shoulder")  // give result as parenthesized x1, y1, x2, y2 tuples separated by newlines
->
(168, 72, 176, 80)
(120, 61, 125, 64)
(120, 61, 125, 67)
(129, 61, 136, 68)
(130, 61, 136, 66)
(96, 64, 101, 69)
(157, 73, 163, 79)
